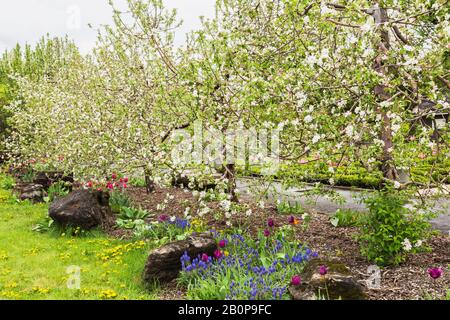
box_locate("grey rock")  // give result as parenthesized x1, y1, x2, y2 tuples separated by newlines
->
(33, 171, 74, 189)
(289, 259, 367, 300)
(143, 234, 217, 284)
(14, 183, 45, 203)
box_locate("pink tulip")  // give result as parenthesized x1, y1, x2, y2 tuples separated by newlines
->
(219, 240, 227, 248)
(214, 250, 223, 259)
(291, 275, 301, 286)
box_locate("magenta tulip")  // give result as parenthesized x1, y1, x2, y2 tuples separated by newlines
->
(291, 275, 301, 286)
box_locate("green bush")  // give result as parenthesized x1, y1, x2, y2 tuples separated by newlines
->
(357, 190, 435, 266)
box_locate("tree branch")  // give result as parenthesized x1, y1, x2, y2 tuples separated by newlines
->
(392, 25, 409, 44)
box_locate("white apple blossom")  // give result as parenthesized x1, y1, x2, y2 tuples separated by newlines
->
(402, 238, 412, 251)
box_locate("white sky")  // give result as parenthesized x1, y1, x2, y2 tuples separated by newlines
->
(0, 0, 216, 54)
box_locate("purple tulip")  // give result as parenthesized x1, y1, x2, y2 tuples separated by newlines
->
(158, 214, 168, 222)
(268, 218, 275, 228)
(264, 229, 270, 237)
(319, 265, 328, 276)
(201, 253, 209, 262)
(219, 240, 227, 248)
(428, 267, 443, 279)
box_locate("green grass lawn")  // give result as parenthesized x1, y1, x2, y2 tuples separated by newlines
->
(0, 186, 159, 300)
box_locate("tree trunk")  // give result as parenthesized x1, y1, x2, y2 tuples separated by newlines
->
(372, 4, 398, 181)
(144, 169, 155, 194)
(380, 112, 398, 180)
(224, 163, 238, 203)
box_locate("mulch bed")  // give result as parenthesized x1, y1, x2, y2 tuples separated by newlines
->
(293, 213, 449, 300)
(127, 186, 278, 234)
(126, 186, 450, 300)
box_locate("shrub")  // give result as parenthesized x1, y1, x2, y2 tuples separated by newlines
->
(178, 230, 317, 300)
(357, 190, 435, 266)
(0, 190, 10, 203)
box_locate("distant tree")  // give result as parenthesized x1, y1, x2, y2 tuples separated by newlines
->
(0, 36, 79, 154)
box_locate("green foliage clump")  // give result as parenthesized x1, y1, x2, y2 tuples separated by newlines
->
(357, 190, 435, 266)
(330, 209, 364, 227)
(116, 206, 151, 231)
(20, 170, 35, 183)
(135, 217, 195, 244)
(109, 191, 133, 213)
(277, 201, 304, 215)
(0, 174, 14, 190)
(118, 206, 150, 221)
(411, 161, 450, 184)
(44, 181, 70, 203)
(31, 216, 55, 233)
(128, 177, 147, 188)
(245, 163, 385, 190)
